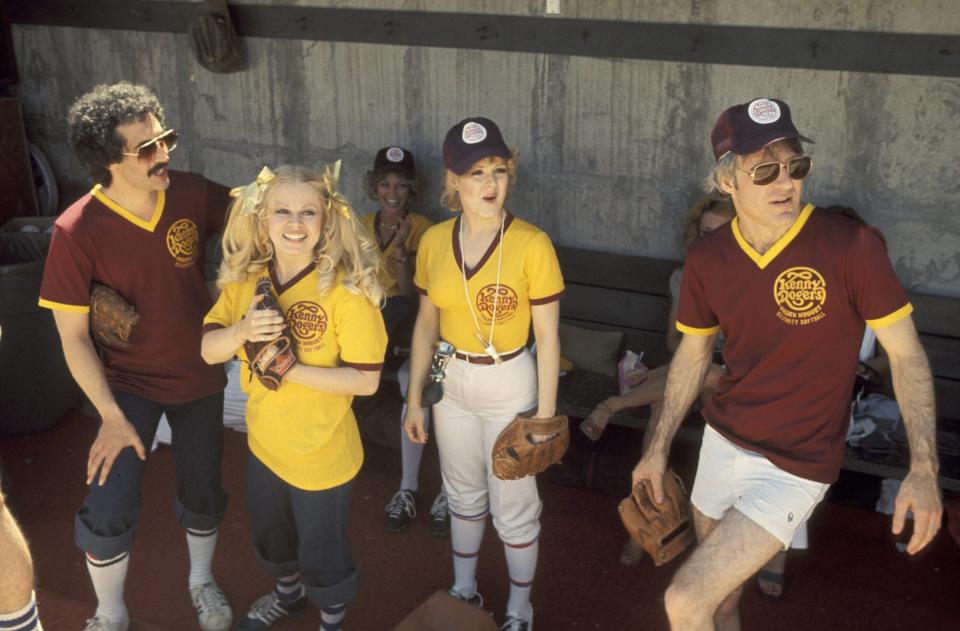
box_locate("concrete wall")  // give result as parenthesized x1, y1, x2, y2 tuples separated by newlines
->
(11, 0, 960, 296)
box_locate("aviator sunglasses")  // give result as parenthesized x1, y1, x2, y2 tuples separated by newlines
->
(737, 154, 812, 186)
(121, 129, 179, 161)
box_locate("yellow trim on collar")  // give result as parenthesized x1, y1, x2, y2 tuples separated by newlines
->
(91, 184, 165, 232)
(732, 203, 815, 270)
(38, 298, 90, 313)
(676, 321, 720, 336)
(866, 303, 914, 329)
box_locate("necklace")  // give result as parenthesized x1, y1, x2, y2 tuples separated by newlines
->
(459, 213, 505, 363)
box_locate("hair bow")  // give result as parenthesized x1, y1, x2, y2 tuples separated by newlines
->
(321, 160, 352, 219)
(230, 166, 275, 216)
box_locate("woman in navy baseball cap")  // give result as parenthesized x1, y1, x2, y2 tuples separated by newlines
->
(402, 117, 565, 631)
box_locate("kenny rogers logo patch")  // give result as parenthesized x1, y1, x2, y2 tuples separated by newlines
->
(287, 301, 328, 350)
(166, 219, 199, 268)
(774, 267, 826, 326)
(476, 284, 519, 324)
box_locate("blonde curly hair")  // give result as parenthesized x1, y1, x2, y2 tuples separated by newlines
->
(218, 163, 384, 307)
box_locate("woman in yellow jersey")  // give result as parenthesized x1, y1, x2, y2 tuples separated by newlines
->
(358, 147, 448, 536)
(200, 164, 386, 631)
(404, 118, 564, 631)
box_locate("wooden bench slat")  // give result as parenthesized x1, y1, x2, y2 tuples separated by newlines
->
(909, 293, 960, 339)
(920, 335, 960, 381)
(562, 284, 670, 332)
(557, 246, 677, 295)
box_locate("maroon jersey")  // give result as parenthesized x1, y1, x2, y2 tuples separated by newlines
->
(39, 171, 230, 403)
(677, 204, 911, 483)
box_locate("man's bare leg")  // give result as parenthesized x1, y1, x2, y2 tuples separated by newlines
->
(665, 506, 782, 631)
(0, 487, 36, 613)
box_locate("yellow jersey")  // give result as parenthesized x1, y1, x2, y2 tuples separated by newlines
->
(414, 213, 564, 354)
(203, 264, 387, 490)
(359, 211, 432, 298)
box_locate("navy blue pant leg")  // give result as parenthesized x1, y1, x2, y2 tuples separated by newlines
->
(167, 391, 228, 530)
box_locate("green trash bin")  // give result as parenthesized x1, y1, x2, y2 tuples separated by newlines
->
(0, 217, 80, 435)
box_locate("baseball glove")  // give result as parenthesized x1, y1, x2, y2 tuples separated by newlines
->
(89, 283, 139, 350)
(491, 414, 570, 480)
(618, 469, 695, 566)
(243, 278, 297, 390)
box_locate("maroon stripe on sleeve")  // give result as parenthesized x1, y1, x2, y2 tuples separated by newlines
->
(202, 322, 225, 334)
(529, 290, 565, 305)
(343, 361, 384, 371)
(414, 283, 427, 295)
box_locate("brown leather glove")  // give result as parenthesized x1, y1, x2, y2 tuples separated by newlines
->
(491, 414, 570, 480)
(89, 283, 139, 350)
(243, 278, 298, 390)
(618, 469, 695, 566)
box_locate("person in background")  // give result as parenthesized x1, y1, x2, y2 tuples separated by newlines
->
(359, 147, 447, 536)
(582, 192, 734, 567)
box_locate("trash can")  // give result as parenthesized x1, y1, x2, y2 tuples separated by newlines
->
(0, 217, 80, 435)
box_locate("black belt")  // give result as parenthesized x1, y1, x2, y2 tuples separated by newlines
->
(453, 348, 524, 365)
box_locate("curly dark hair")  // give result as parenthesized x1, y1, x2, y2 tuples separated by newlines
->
(67, 82, 165, 185)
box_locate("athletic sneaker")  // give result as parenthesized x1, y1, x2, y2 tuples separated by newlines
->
(448, 585, 484, 608)
(500, 612, 533, 631)
(190, 583, 233, 631)
(237, 590, 307, 630)
(82, 615, 129, 631)
(385, 489, 417, 532)
(429, 489, 451, 537)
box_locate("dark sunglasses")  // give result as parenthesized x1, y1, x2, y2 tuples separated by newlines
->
(121, 129, 178, 161)
(737, 155, 812, 186)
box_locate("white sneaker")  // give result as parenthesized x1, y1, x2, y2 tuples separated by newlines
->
(448, 583, 484, 608)
(83, 615, 129, 631)
(501, 604, 533, 631)
(190, 583, 233, 631)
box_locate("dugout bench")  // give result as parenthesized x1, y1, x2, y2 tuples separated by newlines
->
(554, 245, 960, 492)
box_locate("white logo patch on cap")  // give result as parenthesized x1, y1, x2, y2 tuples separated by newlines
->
(748, 99, 781, 124)
(462, 122, 488, 144)
(385, 147, 405, 162)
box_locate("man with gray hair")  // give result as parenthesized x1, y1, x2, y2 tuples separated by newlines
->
(632, 97, 942, 630)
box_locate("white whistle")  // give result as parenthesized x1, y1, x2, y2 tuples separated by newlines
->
(475, 331, 502, 364)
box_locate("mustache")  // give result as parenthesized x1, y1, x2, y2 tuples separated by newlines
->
(148, 162, 169, 176)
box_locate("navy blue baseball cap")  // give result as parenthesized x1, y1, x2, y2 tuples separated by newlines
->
(711, 98, 813, 161)
(373, 145, 416, 179)
(443, 117, 512, 174)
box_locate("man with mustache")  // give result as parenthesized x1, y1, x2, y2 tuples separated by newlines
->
(39, 82, 233, 631)
(631, 98, 942, 630)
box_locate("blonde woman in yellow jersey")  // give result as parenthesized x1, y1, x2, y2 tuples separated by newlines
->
(358, 147, 447, 535)
(201, 164, 387, 631)
(404, 118, 564, 631)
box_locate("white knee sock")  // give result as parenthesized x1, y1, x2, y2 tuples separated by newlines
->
(186, 527, 219, 589)
(399, 404, 431, 491)
(86, 552, 129, 624)
(0, 591, 42, 630)
(504, 538, 538, 619)
(451, 513, 486, 597)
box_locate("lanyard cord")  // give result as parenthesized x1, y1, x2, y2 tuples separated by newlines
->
(459, 212, 505, 352)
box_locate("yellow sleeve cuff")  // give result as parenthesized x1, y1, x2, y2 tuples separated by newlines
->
(676, 321, 720, 336)
(38, 298, 90, 313)
(865, 303, 913, 329)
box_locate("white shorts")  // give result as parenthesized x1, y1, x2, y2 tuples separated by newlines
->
(690, 425, 829, 549)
